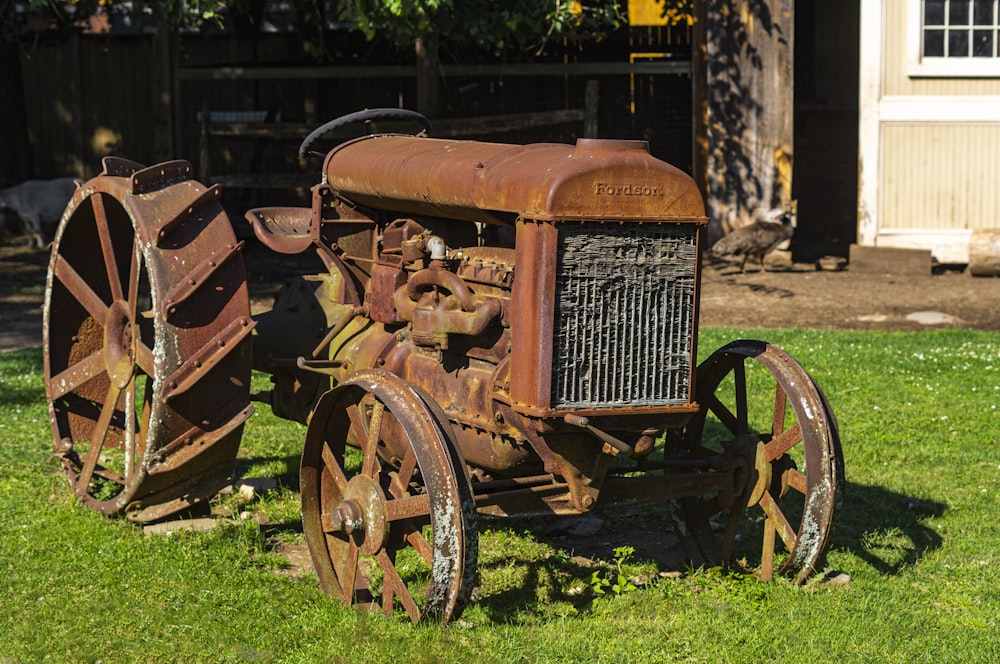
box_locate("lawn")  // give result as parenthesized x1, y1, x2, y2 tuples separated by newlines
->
(1, 327, 998, 663)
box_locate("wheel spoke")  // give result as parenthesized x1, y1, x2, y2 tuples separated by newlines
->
(377, 550, 421, 623)
(92, 467, 125, 485)
(385, 494, 431, 522)
(759, 492, 798, 552)
(320, 441, 349, 491)
(53, 254, 109, 322)
(764, 423, 802, 461)
(785, 467, 807, 494)
(48, 350, 105, 400)
(134, 393, 152, 467)
(391, 447, 418, 498)
(134, 342, 155, 377)
(76, 382, 123, 494)
(361, 401, 384, 478)
(760, 517, 777, 581)
(703, 391, 738, 434)
(734, 361, 748, 435)
(719, 503, 746, 565)
(126, 239, 155, 377)
(340, 538, 360, 605)
(406, 527, 434, 566)
(345, 402, 368, 452)
(93, 194, 124, 303)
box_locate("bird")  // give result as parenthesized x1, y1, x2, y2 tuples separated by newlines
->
(709, 206, 796, 273)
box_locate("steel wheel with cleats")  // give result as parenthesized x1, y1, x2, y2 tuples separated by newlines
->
(300, 369, 477, 624)
(43, 157, 254, 522)
(678, 341, 844, 583)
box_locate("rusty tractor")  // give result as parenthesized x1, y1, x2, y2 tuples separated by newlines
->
(43, 108, 844, 623)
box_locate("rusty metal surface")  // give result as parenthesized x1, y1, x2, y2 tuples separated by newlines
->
(43, 156, 252, 521)
(300, 369, 477, 623)
(245, 206, 314, 254)
(508, 219, 558, 411)
(323, 136, 707, 223)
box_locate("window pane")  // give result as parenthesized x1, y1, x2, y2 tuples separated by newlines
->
(925, 0, 946, 25)
(925, 28, 946, 55)
(972, 0, 995, 25)
(972, 29, 994, 56)
(949, 29, 970, 55)
(950, 1, 971, 25)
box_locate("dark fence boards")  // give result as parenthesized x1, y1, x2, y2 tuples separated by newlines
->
(17, 26, 695, 216)
(19, 33, 164, 179)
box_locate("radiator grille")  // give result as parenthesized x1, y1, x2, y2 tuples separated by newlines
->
(551, 222, 698, 409)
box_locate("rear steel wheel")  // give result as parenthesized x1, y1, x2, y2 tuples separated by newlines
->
(300, 369, 477, 623)
(679, 341, 844, 583)
(43, 157, 254, 521)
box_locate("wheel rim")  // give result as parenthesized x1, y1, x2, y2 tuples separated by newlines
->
(43, 158, 254, 520)
(300, 369, 477, 624)
(680, 341, 844, 583)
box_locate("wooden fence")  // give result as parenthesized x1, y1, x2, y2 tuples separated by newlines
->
(15, 29, 693, 224)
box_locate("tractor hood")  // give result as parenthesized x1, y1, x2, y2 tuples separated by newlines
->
(322, 135, 707, 224)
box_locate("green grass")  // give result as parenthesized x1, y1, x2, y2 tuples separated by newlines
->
(2, 327, 1000, 663)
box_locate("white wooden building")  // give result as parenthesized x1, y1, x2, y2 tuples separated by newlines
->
(858, 0, 1000, 264)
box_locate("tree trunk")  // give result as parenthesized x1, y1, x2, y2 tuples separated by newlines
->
(692, 0, 709, 212)
(415, 33, 440, 119)
(0, 43, 30, 183)
(700, 0, 794, 245)
(150, 30, 175, 162)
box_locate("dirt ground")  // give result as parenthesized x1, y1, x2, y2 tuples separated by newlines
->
(3, 235, 997, 353)
(698, 253, 999, 332)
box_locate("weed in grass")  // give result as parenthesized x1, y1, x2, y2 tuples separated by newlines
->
(587, 545, 638, 610)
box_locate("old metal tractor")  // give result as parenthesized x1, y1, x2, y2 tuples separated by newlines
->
(43, 108, 844, 623)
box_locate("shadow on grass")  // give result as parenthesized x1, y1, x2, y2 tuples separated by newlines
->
(471, 507, 694, 622)
(0, 347, 45, 404)
(153, 445, 946, 623)
(473, 535, 602, 621)
(470, 479, 945, 621)
(234, 453, 301, 489)
(827, 481, 945, 575)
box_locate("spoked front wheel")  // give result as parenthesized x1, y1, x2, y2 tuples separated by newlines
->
(300, 369, 477, 623)
(679, 341, 844, 583)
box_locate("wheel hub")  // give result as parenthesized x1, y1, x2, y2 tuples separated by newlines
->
(103, 299, 136, 389)
(330, 475, 387, 556)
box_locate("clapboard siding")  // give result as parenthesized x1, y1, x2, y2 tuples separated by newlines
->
(881, 124, 1000, 231)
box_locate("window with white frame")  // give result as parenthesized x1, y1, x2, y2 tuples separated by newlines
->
(909, 0, 1000, 76)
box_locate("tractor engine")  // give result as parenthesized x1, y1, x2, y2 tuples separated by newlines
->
(250, 133, 708, 513)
